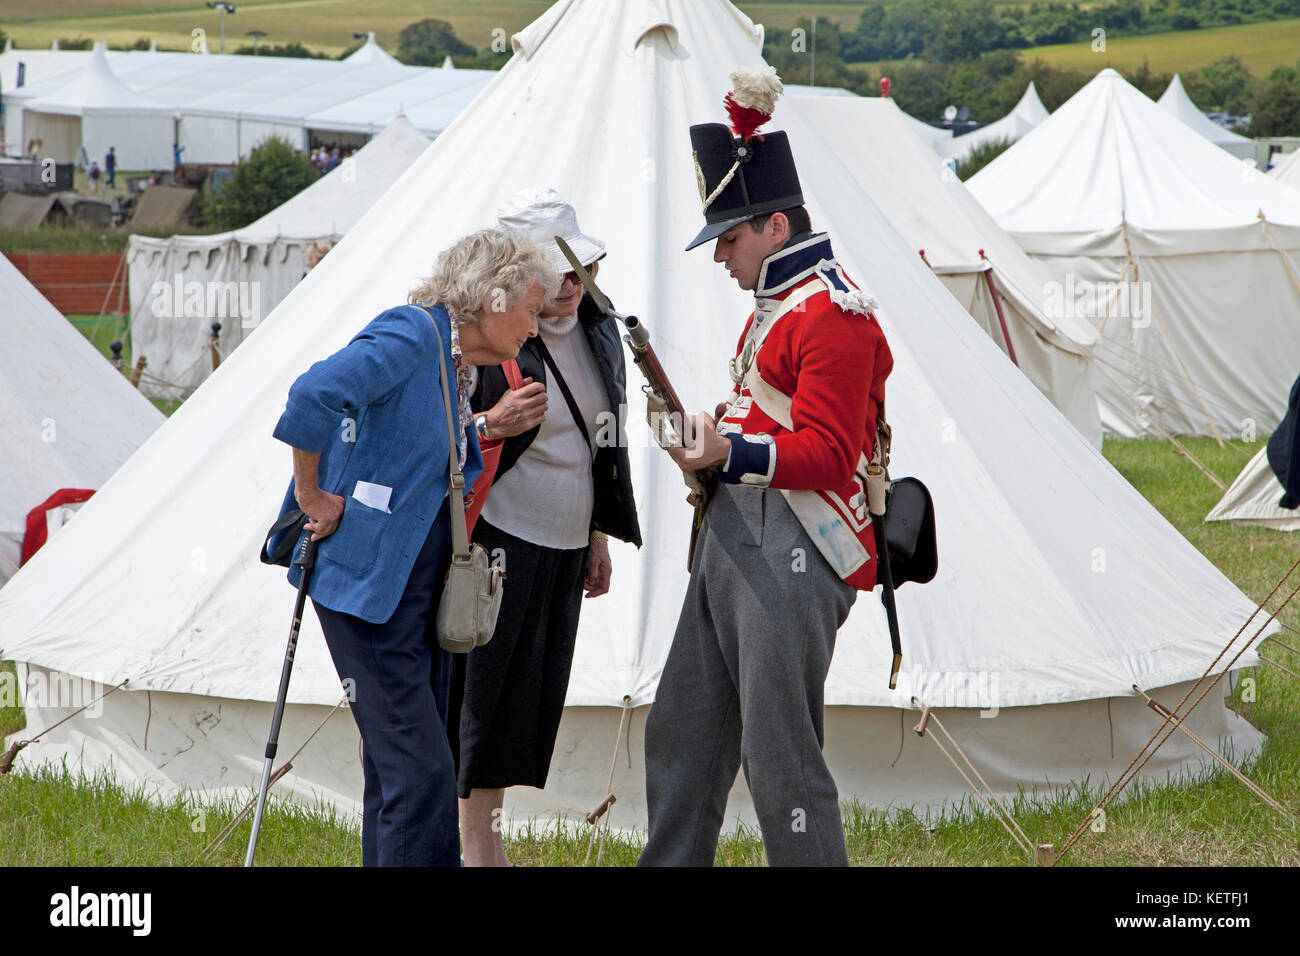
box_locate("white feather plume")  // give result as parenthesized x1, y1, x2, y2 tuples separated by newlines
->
(729, 63, 784, 116)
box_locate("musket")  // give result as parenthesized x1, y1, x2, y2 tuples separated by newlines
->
(554, 236, 714, 570)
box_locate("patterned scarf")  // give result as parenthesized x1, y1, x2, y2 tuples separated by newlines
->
(447, 316, 474, 473)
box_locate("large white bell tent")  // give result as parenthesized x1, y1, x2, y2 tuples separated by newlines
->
(124, 116, 431, 400)
(789, 93, 1101, 447)
(0, 254, 164, 585)
(1206, 448, 1300, 531)
(968, 68, 1300, 440)
(0, 1, 1267, 835)
(938, 82, 1049, 167)
(1157, 74, 1254, 162)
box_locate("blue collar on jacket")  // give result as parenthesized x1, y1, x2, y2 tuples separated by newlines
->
(755, 232, 851, 299)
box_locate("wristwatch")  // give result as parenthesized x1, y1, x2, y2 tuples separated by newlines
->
(474, 412, 492, 441)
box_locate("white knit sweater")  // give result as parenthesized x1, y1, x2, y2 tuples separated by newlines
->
(479, 323, 609, 549)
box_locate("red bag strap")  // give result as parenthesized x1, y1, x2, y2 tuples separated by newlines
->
(503, 358, 524, 390)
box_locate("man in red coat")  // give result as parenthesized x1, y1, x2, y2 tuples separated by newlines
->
(638, 68, 892, 867)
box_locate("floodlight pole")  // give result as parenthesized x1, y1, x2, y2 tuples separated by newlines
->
(206, 2, 236, 54)
(810, 17, 816, 88)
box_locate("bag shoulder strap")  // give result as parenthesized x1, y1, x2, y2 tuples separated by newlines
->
(415, 305, 471, 565)
(503, 358, 524, 391)
(534, 337, 592, 450)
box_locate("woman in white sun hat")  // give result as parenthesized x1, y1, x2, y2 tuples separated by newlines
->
(449, 188, 642, 867)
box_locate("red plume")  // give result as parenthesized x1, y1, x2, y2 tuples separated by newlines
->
(725, 92, 770, 141)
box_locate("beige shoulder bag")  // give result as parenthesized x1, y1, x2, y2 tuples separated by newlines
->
(424, 308, 505, 654)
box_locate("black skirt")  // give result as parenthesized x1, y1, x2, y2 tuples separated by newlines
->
(447, 518, 590, 798)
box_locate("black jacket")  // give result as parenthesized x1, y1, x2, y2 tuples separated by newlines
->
(1267, 371, 1300, 510)
(471, 293, 642, 546)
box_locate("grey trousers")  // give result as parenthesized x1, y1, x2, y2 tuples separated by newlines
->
(638, 482, 857, 867)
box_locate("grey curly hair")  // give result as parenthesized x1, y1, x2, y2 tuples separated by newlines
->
(409, 227, 559, 322)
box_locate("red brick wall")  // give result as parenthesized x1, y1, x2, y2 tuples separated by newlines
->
(4, 253, 129, 314)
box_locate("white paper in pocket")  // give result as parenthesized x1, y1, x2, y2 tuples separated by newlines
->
(351, 480, 393, 514)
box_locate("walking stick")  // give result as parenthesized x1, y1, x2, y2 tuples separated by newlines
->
(245, 525, 317, 866)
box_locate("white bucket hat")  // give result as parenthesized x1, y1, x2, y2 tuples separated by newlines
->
(497, 187, 606, 273)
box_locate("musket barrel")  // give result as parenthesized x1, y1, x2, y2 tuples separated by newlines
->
(621, 313, 651, 347)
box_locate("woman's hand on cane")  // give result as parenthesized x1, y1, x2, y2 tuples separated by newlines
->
(297, 487, 345, 541)
(291, 448, 344, 540)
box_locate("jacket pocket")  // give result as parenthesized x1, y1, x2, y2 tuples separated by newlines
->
(320, 499, 389, 574)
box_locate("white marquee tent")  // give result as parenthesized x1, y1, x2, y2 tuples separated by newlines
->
(791, 93, 1101, 446)
(1, 45, 494, 167)
(940, 82, 1049, 167)
(0, 47, 92, 93)
(16, 43, 172, 170)
(343, 33, 403, 69)
(125, 115, 431, 399)
(1, 1, 1267, 834)
(1157, 74, 1254, 161)
(969, 68, 1300, 439)
(787, 82, 954, 156)
(904, 110, 953, 151)
(0, 254, 164, 584)
(303, 66, 495, 138)
(1, 49, 94, 154)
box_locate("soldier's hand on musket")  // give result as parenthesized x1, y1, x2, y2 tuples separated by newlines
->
(485, 377, 548, 438)
(667, 411, 731, 472)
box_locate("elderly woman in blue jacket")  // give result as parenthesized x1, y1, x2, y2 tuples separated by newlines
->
(270, 227, 557, 867)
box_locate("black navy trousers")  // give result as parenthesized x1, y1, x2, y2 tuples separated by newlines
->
(313, 497, 459, 867)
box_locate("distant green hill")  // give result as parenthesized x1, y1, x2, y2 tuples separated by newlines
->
(1017, 16, 1300, 75)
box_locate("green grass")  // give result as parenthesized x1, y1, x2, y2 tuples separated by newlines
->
(0, 225, 130, 255)
(0, 661, 22, 740)
(0, 2, 1089, 57)
(1020, 17, 1300, 75)
(2, 435, 1297, 865)
(0, 765, 358, 866)
(65, 313, 185, 416)
(0, 1, 869, 55)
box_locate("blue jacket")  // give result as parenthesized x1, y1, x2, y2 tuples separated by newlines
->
(270, 303, 483, 623)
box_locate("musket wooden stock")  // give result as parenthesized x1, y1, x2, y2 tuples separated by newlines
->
(628, 340, 687, 422)
(621, 324, 712, 571)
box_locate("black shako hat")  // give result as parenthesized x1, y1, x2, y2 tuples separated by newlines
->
(686, 123, 804, 251)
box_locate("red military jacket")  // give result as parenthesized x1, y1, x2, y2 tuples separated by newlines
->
(716, 233, 893, 590)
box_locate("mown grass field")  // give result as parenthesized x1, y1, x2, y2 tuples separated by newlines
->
(846, 18, 1300, 79)
(0, 1, 1112, 56)
(1018, 17, 1300, 75)
(1, 1, 874, 55)
(2, 426, 1297, 866)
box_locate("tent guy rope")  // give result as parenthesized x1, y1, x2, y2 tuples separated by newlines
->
(911, 706, 1041, 861)
(1056, 553, 1300, 862)
(584, 695, 633, 866)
